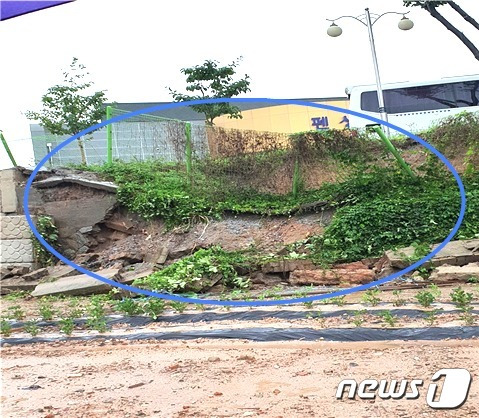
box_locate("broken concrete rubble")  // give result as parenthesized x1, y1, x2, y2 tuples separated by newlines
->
(0, 266, 30, 280)
(144, 246, 169, 265)
(384, 239, 479, 269)
(0, 266, 12, 280)
(21, 268, 49, 281)
(289, 267, 374, 286)
(289, 270, 340, 286)
(262, 259, 317, 274)
(104, 220, 134, 234)
(108, 251, 144, 264)
(428, 263, 479, 283)
(250, 272, 284, 286)
(119, 263, 156, 285)
(1, 277, 41, 294)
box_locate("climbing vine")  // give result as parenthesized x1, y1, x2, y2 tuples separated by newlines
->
(32, 215, 59, 267)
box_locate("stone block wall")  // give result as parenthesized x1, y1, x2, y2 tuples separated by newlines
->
(1, 169, 36, 270)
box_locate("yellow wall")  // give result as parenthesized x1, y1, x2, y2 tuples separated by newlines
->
(214, 100, 350, 133)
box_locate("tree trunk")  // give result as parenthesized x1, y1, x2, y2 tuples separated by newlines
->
(449, 1, 479, 31)
(426, 3, 479, 61)
(77, 136, 87, 165)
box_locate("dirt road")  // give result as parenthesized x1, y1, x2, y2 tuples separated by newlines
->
(2, 339, 478, 417)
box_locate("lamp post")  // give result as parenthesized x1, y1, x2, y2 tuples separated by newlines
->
(327, 9, 414, 132)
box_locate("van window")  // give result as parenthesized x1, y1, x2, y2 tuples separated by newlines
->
(360, 81, 479, 114)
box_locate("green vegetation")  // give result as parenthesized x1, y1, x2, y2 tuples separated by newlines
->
(25, 321, 40, 337)
(415, 284, 441, 308)
(6, 305, 25, 320)
(311, 172, 478, 263)
(38, 298, 56, 321)
(169, 301, 188, 313)
(113, 297, 166, 319)
(85, 296, 108, 332)
(32, 215, 59, 267)
(140, 298, 166, 319)
(59, 111, 479, 301)
(329, 296, 346, 306)
(379, 310, 398, 327)
(83, 159, 333, 227)
(351, 309, 367, 327)
(392, 290, 406, 307)
(67, 298, 84, 318)
(26, 57, 107, 165)
(361, 288, 381, 306)
(451, 287, 475, 325)
(0, 319, 12, 336)
(114, 298, 142, 316)
(3, 291, 29, 301)
(424, 309, 440, 326)
(415, 290, 435, 308)
(168, 57, 251, 126)
(135, 247, 251, 293)
(59, 317, 75, 335)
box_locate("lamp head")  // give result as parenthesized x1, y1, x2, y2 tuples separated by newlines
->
(398, 16, 414, 31)
(327, 22, 343, 37)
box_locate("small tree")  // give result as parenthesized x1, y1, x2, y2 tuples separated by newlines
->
(404, 1, 479, 61)
(168, 57, 251, 126)
(26, 58, 107, 165)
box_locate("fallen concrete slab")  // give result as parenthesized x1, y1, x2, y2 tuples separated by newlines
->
(31, 268, 120, 297)
(33, 175, 118, 193)
(262, 259, 317, 274)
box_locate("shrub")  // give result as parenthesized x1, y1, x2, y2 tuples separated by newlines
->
(114, 298, 142, 316)
(139, 298, 165, 319)
(362, 289, 381, 306)
(59, 317, 75, 335)
(25, 321, 40, 337)
(415, 285, 441, 308)
(1, 319, 12, 336)
(39, 299, 56, 321)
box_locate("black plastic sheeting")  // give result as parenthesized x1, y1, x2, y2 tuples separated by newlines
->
(8, 308, 479, 330)
(2, 326, 478, 346)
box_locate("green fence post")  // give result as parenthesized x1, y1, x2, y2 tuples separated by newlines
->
(0, 131, 17, 167)
(106, 105, 113, 164)
(185, 122, 192, 186)
(292, 156, 301, 198)
(372, 125, 415, 178)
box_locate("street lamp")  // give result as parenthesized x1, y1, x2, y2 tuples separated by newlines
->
(326, 9, 414, 132)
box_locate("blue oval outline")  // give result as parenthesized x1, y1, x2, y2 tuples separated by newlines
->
(23, 98, 467, 306)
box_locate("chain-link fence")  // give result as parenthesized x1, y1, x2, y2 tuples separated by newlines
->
(30, 108, 209, 167)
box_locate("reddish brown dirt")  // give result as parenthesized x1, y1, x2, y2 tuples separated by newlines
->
(2, 339, 478, 417)
(88, 212, 326, 269)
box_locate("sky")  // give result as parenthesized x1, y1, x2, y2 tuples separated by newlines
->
(1, 0, 479, 168)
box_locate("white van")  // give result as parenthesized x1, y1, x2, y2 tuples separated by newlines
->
(347, 74, 479, 133)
